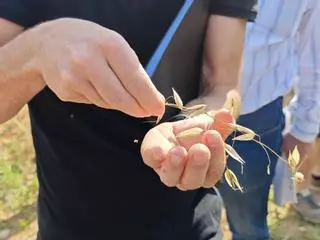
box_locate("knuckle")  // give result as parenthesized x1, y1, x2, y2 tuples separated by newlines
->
(107, 30, 126, 49)
(70, 44, 93, 66)
(104, 30, 133, 57)
(60, 70, 76, 87)
(108, 94, 126, 106)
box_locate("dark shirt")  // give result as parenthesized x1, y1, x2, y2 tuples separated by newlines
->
(0, 1, 257, 239)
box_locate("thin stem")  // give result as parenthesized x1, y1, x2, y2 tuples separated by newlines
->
(253, 139, 271, 175)
(165, 103, 181, 109)
(253, 139, 288, 164)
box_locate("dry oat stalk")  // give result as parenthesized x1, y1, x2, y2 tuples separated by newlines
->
(224, 144, 245, 165)
(176, 127, 204, 139)
(224, 168, 243, 192)
(185, 105, 208, 118)
(288, 146, 300, 169)
(294, 172, 304, 184)
(223, 90, 241, 119)
(172, 88, 184, 109)
(184, 104, 207, 111)
(158, 88, 304, 191)
(229, 123, 256, 136)
(232, 133, 255, 141)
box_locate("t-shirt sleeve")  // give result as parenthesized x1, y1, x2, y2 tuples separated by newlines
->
(0, 0, 37, 28)
(210, 0, 257, 22)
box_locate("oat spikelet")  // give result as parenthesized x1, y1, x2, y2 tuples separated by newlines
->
(155, 115, 163, 125)
(288, 146, 300, 169)
(172, 88, 184, 109)
(232, 133, 255, 141)
(224, 168, 243, 192)
(224, 144, 245, 165)
(165, 103, 180, 109)
(184, 104, 207, 111)
(232, 124, 256, 136)
(294, 172, 304, 183)
(223, 91, 241, 119)
(176, 127, 204, 139)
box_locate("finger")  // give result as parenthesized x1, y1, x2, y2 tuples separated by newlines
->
(209, 109, 235, 140)
(55, 84, 91, 105)
(202, 130, 226, 188)
(60, 69, 110, 109)
(88, 62, 147, 117)
(71, 43, 148, 117)
(173, 109, 234, 135)
(158, 146, 187, 187)
(101, 33, 165, 117)
(45, 65, 92, 105)
(179, 143, 210, 190)
(140, 124, 175, 169)
(172, 109, 234, 149)
(76, 80, 112, 109)
(70, 93, 91, 104)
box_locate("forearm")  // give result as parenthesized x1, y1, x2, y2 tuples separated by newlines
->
(288, 82, 320, 143)
(288, 6, 320, 142)
(189, 15, 246, 111)
(0, 30, 45, 124)
(202, 15, 245, 93)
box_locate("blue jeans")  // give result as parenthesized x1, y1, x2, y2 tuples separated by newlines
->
(217, 97, 285, 240)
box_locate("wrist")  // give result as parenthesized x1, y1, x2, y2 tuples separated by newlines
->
(0, 27, 45, 97)
(189, 85, 240, 115)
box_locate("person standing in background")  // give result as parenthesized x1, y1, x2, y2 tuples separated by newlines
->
(218, 0, 320, 239)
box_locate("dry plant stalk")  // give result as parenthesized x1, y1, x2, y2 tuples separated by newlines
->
(157, 88, 304, 191)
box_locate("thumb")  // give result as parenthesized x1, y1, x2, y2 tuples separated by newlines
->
(209, 109, 235, 140)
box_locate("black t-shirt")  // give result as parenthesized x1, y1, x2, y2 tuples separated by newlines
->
(0, 1, 257, 239)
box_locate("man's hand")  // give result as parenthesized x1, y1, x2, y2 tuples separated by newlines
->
(141, 109, 234, 190)
(283, 133, 314, 163)
(28, 18, 165, 118)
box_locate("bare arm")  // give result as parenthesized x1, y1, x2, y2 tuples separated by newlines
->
(0, 19, 45, 123)
(0, 18, 166, 124)
(142, 15, 248, 190)
(189, 15, 246, 113)
(203, 15, 245, 92)
(0, 19, 23, 44)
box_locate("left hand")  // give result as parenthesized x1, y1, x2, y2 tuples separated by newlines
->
(141, 109, 234, 191)
(283, 133, 315, 164)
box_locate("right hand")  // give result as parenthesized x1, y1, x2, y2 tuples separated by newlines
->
(141, 109, 234, 190)
(29, 18, 165, 118)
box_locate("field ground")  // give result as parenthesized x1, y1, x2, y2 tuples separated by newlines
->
(0, 108, 320, 240)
